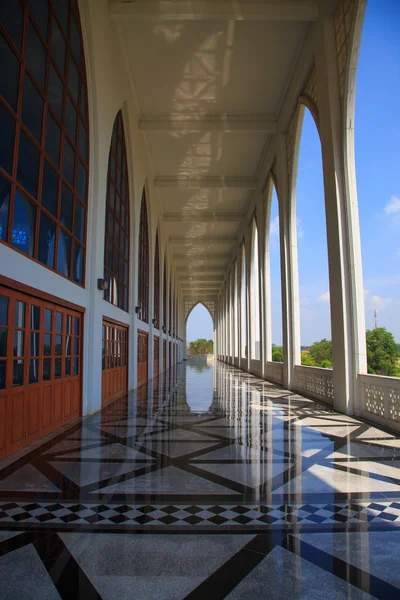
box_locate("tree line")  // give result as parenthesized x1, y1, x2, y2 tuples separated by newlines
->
(272, 327, 400, 377)
(187, 339, 214, 355)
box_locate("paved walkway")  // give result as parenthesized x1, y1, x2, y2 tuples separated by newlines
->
(1, 362, 400, 598)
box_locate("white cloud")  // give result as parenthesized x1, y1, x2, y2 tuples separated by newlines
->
(297, 218, 304, 239)
(318, 291, 330, 303)
(370, 294, 400, 312)
(384, 196, 400, 215)
(384, 195, 400, 227)
(270, 215, 279, 236)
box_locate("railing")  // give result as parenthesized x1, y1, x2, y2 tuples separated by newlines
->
(358, 373, 400, 433)
(266, 361, 283, 385)
(294, 364, 334, 406)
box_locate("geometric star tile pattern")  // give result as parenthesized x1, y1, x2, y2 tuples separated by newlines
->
(0, 361, 400, 598)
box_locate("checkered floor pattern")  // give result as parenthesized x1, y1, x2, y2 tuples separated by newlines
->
(1, 500, 400, 527)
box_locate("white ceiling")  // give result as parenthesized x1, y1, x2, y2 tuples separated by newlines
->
(111, 1, 314, 298)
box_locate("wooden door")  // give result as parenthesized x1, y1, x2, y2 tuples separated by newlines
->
(154, 335, 159, 376)
(101, 320, 128, 407)
(137, 330, 148, 386)
(0, 286, 82, 460)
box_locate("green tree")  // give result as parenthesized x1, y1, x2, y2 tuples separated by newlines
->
(188, 338, 214, 355)
(309, 338, 332, 366)
(272, 346, 283, 362)
(301, 352, 318, 366)
(366, 327, 398, 376)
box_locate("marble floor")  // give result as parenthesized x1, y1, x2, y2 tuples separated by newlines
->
(1, 361, 400, 599)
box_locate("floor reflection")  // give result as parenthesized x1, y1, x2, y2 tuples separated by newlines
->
(0, 362, 399, 598)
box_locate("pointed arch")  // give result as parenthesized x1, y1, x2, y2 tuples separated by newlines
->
(293, 105, 332, 357)
(138, 188, 149, 322)
(153, 229, 160, 329)
(185, 300, 215, 325)
(104, 110, 130, 311)
(250, 217, 260, 359)
(265, 176, 283, 360)
(163, 254, 167, 330)
(241, 242, 247, 358)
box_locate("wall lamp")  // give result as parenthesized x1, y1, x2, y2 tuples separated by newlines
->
(97, 278, 109, 291)
(135, 306, 141, 316)
(162, 326, 166, 333)
(152, 317, 156, 325)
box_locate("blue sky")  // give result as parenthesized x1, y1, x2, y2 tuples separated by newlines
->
(187, 0, 400, 346)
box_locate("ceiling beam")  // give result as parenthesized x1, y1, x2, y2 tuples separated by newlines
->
(164, 212, 243, 223)
(155, 176, 257, 190)
(174, 252, 230, 259)
(110, 1, 318, 22)
(169, 236, 236, 245)
(180, 275, 222, 281)
(177, 267, 225, 273)
(140, 115, 276, 133)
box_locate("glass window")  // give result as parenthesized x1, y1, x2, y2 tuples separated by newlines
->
(0, 104, 15, 175)
(0, 34, 21, 111)
(26, 21, 47, 91)
(103, 111, 130, 311)
(0, 0, 24, 52)
(51, 17, 66, 74)
(73, 242, 83, 284)
(41, 160, 59, 218)
(56, 312, 62, 332)
(44, 309, 52, 332)
(1, 0, 89, 284)
(43, 357, 51, 380)
(79, 121, 87, 162)
(0, 297, 8, 326)
(65, 95, 77, 144)
(29, 358, 39, 383)
(28, 0, 49, 41)
(22, 76, 44, 143)
(53, 0, 69, 33)
(74, 199, 84, 242)
(60, 183, 73, 231)
(12, 190, 37, 256)
(38, 212, 56, 268)
(30, 332, 40, 356)
(68, 54, 79, 102)
(17, 132, 40, 199)
(13, 359, 24, 386)
(0, 177, 11, 243)
(45, 109, 61, 167)
(76, 160, 86, 201)
(48, 64, 64, 120)
(31, 305, 40, 330)
(0, 329, 7, 357)
(63, 138, 75, 186)
(13, 330, 24, 356)
(57, 231, 71, 276)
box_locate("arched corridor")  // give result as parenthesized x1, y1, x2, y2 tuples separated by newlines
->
(1, 0, 400, 597)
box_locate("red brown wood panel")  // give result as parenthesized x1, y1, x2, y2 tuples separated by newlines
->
(137, 330, 148, 386)
(154, 335, 159, 376)
(101, 319, 128, 407)
(0, 285, 83, 460)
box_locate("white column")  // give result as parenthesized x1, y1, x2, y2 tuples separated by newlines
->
(314, 7, 367, 414)
(276, 134, 301, 390)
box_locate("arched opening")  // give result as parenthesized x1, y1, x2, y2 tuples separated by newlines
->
(186, 302, 214, 356)
(355, 0, 400, 375)
(138, 188, 149, 323)
(241, 243, 247, 358)
(295, 107, 332, 368)
(153, 230, 160, 329)
(103, 110, 130, 311)
(266, 181, 283, 362)
(250, 219, 260, 360)
(234, 259, 239, 358)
